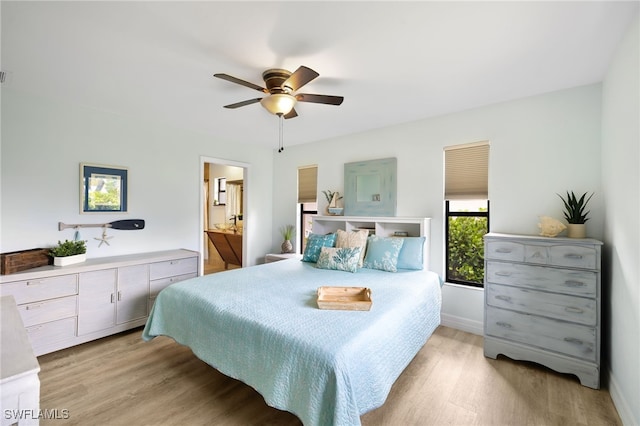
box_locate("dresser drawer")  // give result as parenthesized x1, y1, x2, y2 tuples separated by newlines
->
(486, 284, 596, 325)
(548, 245, 597, 269)
(486, 241, 525, 262)
(486, 261, 596, 297)
(18, 295, 78, 327)
(149, 272, 197, 298)
(1, 274, 78, 305)
(26, 316, 77, 354)
(150, 257, 198, 280)
(485, 307, 596, 361)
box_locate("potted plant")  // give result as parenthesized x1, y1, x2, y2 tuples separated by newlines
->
(50, 239, 87, 266)
(557, 191, 594, 238)
(322, 190, 344, 215)
(280, 225, 295, 254)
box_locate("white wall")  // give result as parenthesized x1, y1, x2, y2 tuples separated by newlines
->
(601, 16, 639, 426)
(1, 89, 274, 267)
(273, 83, 603, 333)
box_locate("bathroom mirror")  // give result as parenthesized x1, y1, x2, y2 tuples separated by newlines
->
(344, 157, 397, 217)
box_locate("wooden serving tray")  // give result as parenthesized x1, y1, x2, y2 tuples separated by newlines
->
(317, 286, 372, 311)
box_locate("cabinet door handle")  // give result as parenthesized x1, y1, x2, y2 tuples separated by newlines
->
(495, 295, 512, 302)
(111, 293, 115, 304)
(565, 306, 584, 314)
(496, 321, 512, 329)
(495, 271, 512, 277)
(564, 254, 584, 259)
(564, 337, 584, 345)
(117, 291, 122, 301)
(565, 280, 585, 287)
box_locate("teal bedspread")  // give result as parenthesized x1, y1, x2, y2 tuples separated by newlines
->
(142, 259, 441, 426)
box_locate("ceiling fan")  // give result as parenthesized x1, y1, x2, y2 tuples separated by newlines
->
(213, 66, 344, 119)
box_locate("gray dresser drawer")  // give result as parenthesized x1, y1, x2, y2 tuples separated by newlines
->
(548, 245, 597, 269)
(486, 261, 596, 297)
(485, 307, 596, 362)
(486, 241, 525, 262)
(1, 274, 78, 305)
(18, 295, 78, 327)
(150, 257, 198, 280)
(486, 284, 596, 325)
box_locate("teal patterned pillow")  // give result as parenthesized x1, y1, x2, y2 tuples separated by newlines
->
(315, 247, 362, 273)
(302, 233, 337, 262)
(363, 235, 405, 272)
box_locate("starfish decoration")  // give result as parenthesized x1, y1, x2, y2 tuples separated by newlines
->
(95, 227, 114, 247)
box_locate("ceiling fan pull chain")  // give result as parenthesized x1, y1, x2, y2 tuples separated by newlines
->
(278, 114, 284, 153)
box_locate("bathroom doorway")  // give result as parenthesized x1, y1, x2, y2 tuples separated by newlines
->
(200, 157, 248, 275)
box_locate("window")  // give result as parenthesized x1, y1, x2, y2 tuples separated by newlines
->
(298, 166, 318, 254)
(444, 142, 490, 287)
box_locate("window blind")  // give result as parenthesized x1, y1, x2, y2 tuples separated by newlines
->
(297, 165, 318, 203)
(444, 141, 489, 200)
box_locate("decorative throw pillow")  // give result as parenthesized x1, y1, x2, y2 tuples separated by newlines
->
(363, 235, 405, 272)
(315, 246, 362, 273)
(335, 229, 369, 267)
(396, 236, 426, 270)
(302, 233, 337, 263)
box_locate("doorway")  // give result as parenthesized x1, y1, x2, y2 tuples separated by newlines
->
(200, 157, 249, 275)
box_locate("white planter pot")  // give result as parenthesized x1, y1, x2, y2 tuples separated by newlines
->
(54, 253, 86, 266)
(566, 224, 586, 238)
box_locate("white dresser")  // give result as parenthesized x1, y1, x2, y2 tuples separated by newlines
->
(483, 233, 602, 389)
(0, 249, 198, 356)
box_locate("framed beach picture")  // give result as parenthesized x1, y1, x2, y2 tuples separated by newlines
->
(80, 163, 128, 213)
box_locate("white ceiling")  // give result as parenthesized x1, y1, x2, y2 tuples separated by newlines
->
(2, 1, 638, 150)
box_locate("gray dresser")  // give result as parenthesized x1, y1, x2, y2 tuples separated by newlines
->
(483, 233, 602, 389)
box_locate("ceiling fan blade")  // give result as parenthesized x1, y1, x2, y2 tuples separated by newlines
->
(296, 93, 344, 106)
(214, 73, 268, 93)
(284, 108, 298, 119)
(223, 98, 262, 109)
(282, 66, 319, 92)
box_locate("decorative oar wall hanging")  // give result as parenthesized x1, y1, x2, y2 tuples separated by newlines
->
(58, 219, 145, 247)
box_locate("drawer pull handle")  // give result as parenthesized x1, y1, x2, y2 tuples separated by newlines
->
(27, 325, 43, 333)
(495, 272, 512, 277)
(26, 280, 45, 286)
(495, 295, 512, 302)
(496, 321, 512, 329)
(565, 280, 585, 287)
(565, 306, 584, 314)
(495, 248, 512, 254)
(564, 337, 583, 345)
(564, 254, 584, 259)
(26, 304, 42, 310)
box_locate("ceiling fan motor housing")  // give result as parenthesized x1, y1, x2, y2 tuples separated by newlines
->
(262, 69, 292, 94)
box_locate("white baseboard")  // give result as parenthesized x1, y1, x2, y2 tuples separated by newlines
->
(440, 313, 483, 335)
(608, 369, 637, 426)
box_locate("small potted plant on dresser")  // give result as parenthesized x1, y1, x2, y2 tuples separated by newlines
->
(558, 191, 594, 238)
(280, 225, 295, 254)
(50, 240, 87, 266)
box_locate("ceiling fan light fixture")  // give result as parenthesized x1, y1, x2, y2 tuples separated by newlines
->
(260, 93, 297, 115)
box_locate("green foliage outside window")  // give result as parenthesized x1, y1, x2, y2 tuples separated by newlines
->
(448, 215, 487, 284)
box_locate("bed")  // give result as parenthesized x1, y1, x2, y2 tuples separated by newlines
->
(143, 242, 441, 426)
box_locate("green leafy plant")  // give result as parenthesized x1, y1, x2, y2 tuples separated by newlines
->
(557, 191, 594, 224)
(448, 215, 487, 284)
(49, 240, 87, 257)
(322, 190, 343, 204)
(280, 225, 295, 241)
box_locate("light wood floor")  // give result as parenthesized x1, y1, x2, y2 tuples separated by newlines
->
(37, 326, 621, 426)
